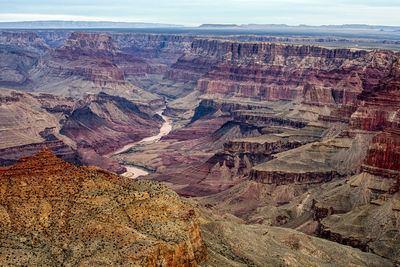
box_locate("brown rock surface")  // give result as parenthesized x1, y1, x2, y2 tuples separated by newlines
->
(0, 88, 77, 163)
(318, 193, 400, 263)
(0, 88, 163, 173)
(110, 33, 193, 65)
(60, 92, 163, 156)
(362, 129, 400, 179)
(0, 31, 50, 54)
(168, 39, 396, 106)
(0, 149, 207, 266)
(27, 32, 163, 103)
(199, 221, 393, 267)
(350, 59, 400, 131)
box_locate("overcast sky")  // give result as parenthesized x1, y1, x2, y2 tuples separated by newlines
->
(0, 0, 399, 26)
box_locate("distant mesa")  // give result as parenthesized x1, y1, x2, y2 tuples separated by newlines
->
(199, 24, 239, 28)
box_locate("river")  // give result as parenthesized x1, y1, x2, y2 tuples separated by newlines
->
(108, 110, 172, 178)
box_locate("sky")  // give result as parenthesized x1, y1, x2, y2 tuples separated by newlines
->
(0, 0, 399, 26)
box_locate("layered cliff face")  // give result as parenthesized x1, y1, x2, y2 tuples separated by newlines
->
(347, 60, 400, 181)
(0, 88, 163, 173)
(0, 31, 50, 54)
(0, 88, 78, 165)
(0, 31, 49, 87)
(111, 33, 193, 65)
(0, 149, 207, 266)
(168, 39, 397, 107)
(350, 59, 400, 130)
(36, 30, 72, 47)
(61, 92, 163, 172)
(27, 32, 163, 103)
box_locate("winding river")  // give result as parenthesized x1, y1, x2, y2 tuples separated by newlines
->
(108, 110, 172, 178)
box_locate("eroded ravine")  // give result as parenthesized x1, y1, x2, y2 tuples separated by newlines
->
(108, 110, 172, 178)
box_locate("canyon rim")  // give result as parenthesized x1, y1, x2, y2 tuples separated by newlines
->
(1, 2, 400, 266)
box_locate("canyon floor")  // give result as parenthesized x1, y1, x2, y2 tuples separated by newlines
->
(0, 28, 399, 266)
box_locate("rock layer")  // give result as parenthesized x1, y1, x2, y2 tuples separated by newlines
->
(27, 32, 163, 102)
(168, 39, 397, 107)
(0, 89, 162, 174)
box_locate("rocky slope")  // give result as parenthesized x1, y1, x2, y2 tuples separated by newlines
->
(0, 88, 163, 173)
(199, 220, 393, 267)
(308, 58, 400, 263)
(61, 92, 163, 172)
(110, 33, 193, 65)
(0, 88, 77, 165)
(2, 29, 400, 265)
(0, 31, 48, 87)
(0, 31, 50, 54)
(27, 32, 163, 103)
(0, 149, 207, 266)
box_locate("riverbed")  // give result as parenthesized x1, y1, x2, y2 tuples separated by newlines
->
(108, 110, 172, 178)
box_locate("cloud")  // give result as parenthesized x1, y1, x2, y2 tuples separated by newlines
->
(0, 13, 129, 22)
(0, 0, 399, 26)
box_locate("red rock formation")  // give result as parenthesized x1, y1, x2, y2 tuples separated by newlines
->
(50, 32, 134, 86)
(318, 104, 358, 123)
(163, 117, 230, 141)
(0, 149, 208, 266)
(361, 129, 400, 180)
(347, 59, 400, 182)
(60, 92, 163, 160)
(0, 140, 78, 167)
(28, 32, 164, 101)
(0, 89, 162, 174)
(350, 59, 400, 131)
(168, 39, 396, 107)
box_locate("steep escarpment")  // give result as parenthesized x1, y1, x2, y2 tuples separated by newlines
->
(0, 88, 77, 165)
(0, 31, 48, 87)
(168, 39, 396, 107)
(111, 33, 193, 65)
(0, 31, 49, 54)
(28, 32, 163, 103)
(61, 92, 163, 157)
(347, 59, 400, 180)
(36, 30, 72, 47)
(0, 149, 207, 266)
(305, 61, 400, 263)
(0, 88, 163, 174)
(350, 59, 400, 131)
(361, 129, 400, 181)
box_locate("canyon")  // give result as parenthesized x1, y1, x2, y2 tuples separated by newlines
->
(0, 28, 399, 265)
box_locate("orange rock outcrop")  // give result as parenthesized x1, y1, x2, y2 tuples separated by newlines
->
(0, 148, 207, 266)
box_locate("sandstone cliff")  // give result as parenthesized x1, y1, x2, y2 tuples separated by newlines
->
(168, 39, 397, 107)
